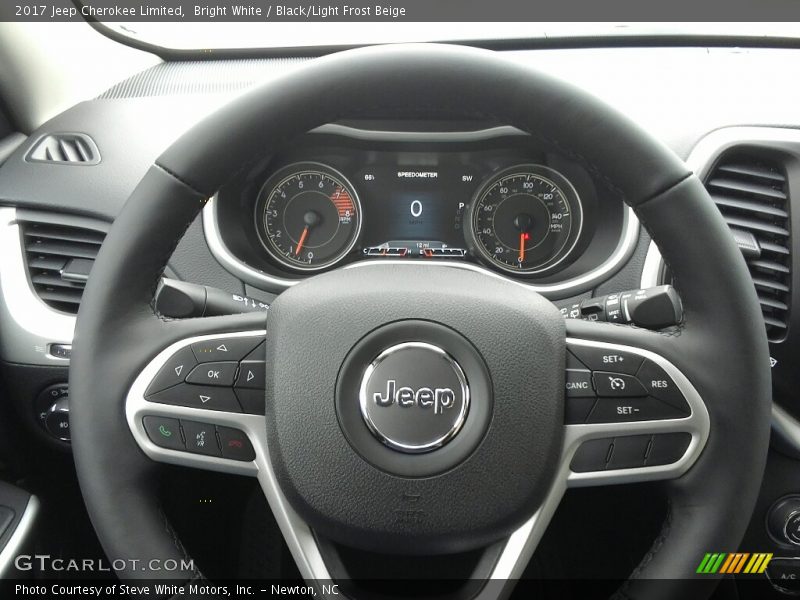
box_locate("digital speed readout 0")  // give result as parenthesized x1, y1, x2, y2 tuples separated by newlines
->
(356, 165, 472, 258)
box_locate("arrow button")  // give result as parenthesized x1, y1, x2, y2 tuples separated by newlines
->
(147, 385, 242, 413)
(235, 360, 266, 390)
(191, 337, 262, 363)
(145, 346, 197, 397)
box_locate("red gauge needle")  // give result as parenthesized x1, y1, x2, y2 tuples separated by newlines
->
(295, 211, 321, 258)
(518, 232, 526, 263)
(295, 226, 309, 256)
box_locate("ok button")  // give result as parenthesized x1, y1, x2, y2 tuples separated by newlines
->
(186, 361, 238, 386)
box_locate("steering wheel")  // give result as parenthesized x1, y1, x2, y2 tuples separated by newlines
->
(70, 44, 772, 599)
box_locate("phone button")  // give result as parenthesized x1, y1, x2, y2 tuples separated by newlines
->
(143, 416, 185, 451)
(217, 426, 255, 461)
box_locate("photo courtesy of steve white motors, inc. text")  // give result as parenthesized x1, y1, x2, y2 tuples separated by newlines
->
(15, 583, 341, 597)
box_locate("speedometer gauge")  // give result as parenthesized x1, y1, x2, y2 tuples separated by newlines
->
(467, 165, 583, 275)
(256, 162, 362, 272)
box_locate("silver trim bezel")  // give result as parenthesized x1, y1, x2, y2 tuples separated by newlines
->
(203, 124, 639, 297)
(564, 338, 709, 486)
(254, 161, 364, 273)
(0, 207, 75, 365)
(126, 330, 334, 581)
(204, 196, 639, 297)
(466, 164, 585, 276)
(126, 332, 707, 596)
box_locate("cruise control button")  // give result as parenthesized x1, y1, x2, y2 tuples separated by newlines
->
(568, 346, 643, 375)
(646, 432, 691, 466)
(217, 426, 256, 461)
(593, 372, 647, 397)
(145, 346, 197, 396)
(143, 416, 184, 451)
(147, 384, 242, 412)
(186, 361, 238, 386)
(636, 359, 690, 412)
(235, 360, 266, 390)
(181, 420, 221, 456)
(565, 369, 594, 397)
(607, 435, 651, 469)
(565, 397, 596, 424)
(570, 438, 614, 472)
(191, 337, 262, 363)
(587, 396, 688, 423)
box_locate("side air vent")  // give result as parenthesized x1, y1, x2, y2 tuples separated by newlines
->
(25, 133, 100, 165)
(21, 221, 106, 314)
(706, 152, 791, 342)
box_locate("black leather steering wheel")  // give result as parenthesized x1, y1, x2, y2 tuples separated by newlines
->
(69, 44, 772, 600)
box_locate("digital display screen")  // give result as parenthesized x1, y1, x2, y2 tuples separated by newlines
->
(356, 163, 475, 255)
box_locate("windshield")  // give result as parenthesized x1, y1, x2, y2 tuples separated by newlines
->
(101, 22, 800, 51)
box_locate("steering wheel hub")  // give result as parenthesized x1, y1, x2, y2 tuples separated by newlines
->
(359, 342, 470, 454)
(264, 263, 566, 553)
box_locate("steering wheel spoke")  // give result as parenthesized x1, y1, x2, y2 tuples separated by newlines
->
(126, 322, 268, 477)
(562, 322, 710, 487)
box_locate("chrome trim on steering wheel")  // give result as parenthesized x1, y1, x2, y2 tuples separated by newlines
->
(565, 338, 709, 486)
(126, 330, 335, 582)
(126, 332, 708, 598)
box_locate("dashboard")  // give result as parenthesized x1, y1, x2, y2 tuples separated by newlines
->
(212, 124, 630, 293)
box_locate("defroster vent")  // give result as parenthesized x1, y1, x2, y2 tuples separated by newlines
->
(25, 133, 100, 165)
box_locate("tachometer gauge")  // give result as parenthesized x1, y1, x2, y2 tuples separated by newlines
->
(467, 165, 583, 275)
(256, 162, 362, 272)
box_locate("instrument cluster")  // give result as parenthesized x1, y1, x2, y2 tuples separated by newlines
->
(255, 159, 584, 276)
(214, 126, 630, 291)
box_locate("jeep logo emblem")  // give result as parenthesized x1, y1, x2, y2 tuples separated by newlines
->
(373, 380, 455, 414)
(359, 342, 469, 453)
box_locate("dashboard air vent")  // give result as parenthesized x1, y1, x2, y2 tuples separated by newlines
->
(25, 133, 100, 165)
(706, 152, 791, 342)
(22, 221, 106, 314)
